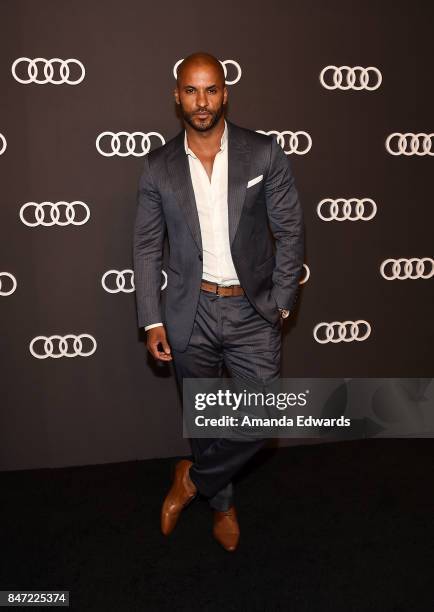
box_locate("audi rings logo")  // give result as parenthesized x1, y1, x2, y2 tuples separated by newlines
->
(300, 264, 310, 285)
(102, 269, 167, 293)
(102, 269, 135, 293)
(0, 133, 6, 155)
(313, 320, 371, 344)
(385, 133, 434, 156)
(96, 132, 165, 157)
(256, 130, 312, 155)
(29, 334, 97, 359)
(12, 57, 85, 85)
(0, 272, 17, 296)
(317, 198, 377, 221)
(20, 201, 91, 227)
(173, 59, 242, 85)
(380, 258, 434, 280)
(319, 65, 382, 91)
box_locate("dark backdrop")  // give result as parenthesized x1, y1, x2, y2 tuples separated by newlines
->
(1, 0, 433, 470)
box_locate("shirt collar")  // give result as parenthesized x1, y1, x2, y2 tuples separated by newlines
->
(184, 119, 228, 158)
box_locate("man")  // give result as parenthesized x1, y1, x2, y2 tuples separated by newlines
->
(133, 52, 304, 552)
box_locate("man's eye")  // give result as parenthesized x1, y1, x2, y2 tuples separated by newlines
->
(208, 89, 217, 94)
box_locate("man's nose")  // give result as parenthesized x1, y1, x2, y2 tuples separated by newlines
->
(196, 90, 208, 107)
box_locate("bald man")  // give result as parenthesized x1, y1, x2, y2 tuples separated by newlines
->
(133, 52, 304, 551)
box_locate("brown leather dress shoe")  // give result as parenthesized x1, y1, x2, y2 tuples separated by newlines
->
(213, 505, 240, 552)
(161, 459, 197, 536)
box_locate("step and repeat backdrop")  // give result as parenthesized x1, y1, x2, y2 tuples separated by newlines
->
(1, 0, 433, 470)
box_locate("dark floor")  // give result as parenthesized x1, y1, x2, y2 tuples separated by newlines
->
(1, 439, 433, 611)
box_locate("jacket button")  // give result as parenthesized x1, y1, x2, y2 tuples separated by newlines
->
(198, 253, 203, 261)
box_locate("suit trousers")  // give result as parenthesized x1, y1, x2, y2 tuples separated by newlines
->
(171, 286, 282, 512)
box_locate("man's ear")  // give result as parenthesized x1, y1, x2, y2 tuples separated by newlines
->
(174, 88, 180, 105)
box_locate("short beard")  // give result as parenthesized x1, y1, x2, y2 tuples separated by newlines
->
(181, 103, 225, 132)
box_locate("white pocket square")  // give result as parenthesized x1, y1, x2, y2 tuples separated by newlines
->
(247, 174, 263, 188)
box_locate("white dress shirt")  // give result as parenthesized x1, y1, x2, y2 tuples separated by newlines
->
(144, 119, 240, 331)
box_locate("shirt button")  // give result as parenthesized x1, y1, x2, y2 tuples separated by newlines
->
(198, 253, 203, 261)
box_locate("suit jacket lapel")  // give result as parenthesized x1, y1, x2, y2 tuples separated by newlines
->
(167, 131, 203, 252)
(227, 120, 251, 245)
(166, 119, 251, 253)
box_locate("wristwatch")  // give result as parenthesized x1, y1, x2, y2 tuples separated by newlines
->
(278, 308, 290, 319)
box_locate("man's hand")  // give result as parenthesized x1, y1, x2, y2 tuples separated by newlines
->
(146, 326, 172, 362)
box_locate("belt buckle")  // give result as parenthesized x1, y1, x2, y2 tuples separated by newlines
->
(219, 284, 234, 297)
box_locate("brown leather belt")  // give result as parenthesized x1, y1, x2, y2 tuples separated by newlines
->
(200, 279, 245, 296)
